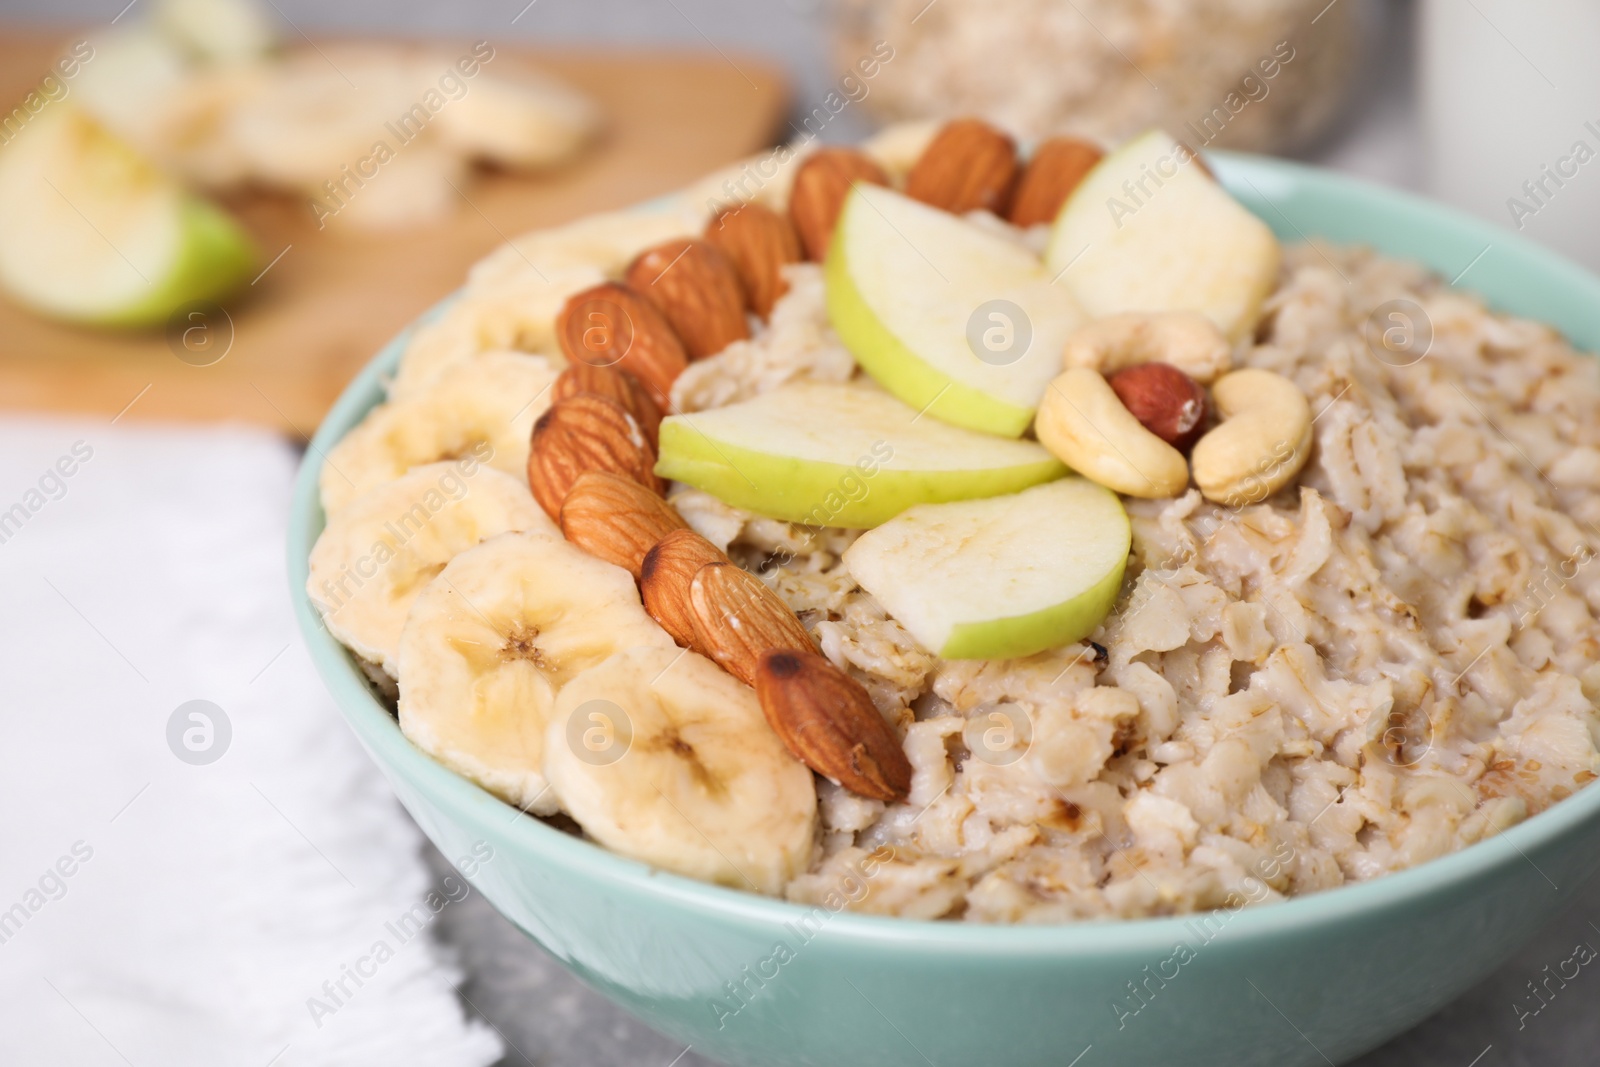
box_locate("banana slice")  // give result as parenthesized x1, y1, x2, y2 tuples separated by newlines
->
(324, 143, 466, 231)
(862, 120, 943, 184)
(466, 205, 706, 291)
(321, 351, 557, 516)
(153, 0, 277, 64)
(545, 646, 818, 894)
(227, 49, 420, 188)
(307, 463, 554, 676)
(398, 532, 674, 815)
(435, 68, 599, 171)
(142, 63, 267, 189)
(72, 27, 192, 157)
(675, 148, 805, 217)
(389, 267, 602, 399)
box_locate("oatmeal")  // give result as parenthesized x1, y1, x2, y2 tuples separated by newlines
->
(745, 245, 1600, 920)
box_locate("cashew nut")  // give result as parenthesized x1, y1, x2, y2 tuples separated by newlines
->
(1062, 312, 1233, 384)
(1035, 368, 1189, 498)
(1189, 369, 1312, 507)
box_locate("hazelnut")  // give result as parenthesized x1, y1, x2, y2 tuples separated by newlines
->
(1106, 362, 1208, 453)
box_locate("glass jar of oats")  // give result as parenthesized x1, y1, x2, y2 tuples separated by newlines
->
(830, 0, 1365, 154)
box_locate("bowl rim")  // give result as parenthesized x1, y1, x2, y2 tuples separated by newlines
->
(289, 147, 1600, 954)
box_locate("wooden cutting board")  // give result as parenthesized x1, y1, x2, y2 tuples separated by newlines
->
(0, 29, 788, 434)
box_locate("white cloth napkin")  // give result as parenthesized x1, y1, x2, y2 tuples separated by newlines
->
(0, 414, 501, 1067)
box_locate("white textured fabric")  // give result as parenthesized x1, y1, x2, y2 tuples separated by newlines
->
(0, 415, 501, 1067)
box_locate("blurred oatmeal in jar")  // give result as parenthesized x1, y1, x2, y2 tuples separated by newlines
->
(831, 0, 1363, 153)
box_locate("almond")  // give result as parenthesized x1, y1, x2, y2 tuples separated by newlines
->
(639, 528, 730, 648)
(552, 362, 662, 449)
(1007, 136, 1105, 227)
(905, 118, 1019, 217)
(687, 561, 814, 687)
(706, 203, 801, 320)
(788, 147, 889, 262)
(755, 649, 912, 803)
(527, 394, 662, 520)
(557, 282, 687, 412)
(624, 239, 749, 360)
(1107, 361, 1209, 453)
(559, 471, 687, 578)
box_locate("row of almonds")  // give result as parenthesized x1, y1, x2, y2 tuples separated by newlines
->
(529, 120, 1108, 803)
(551, 118, 1107, 411)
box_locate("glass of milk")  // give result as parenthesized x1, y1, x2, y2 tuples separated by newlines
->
(1421, 0, 1600, 271)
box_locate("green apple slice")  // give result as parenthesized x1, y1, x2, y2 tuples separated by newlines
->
(655, 381, 1064, 528)
(843, 477, 1129, 660)
(826, 183, 1085, 438)
(1045, 129, 1279, 342)
(0, 107, 256, 329)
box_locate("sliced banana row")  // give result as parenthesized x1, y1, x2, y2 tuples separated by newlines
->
(320, 351, 558, 516)
(307, 198, 826, 895)
(390, 537, 818, 888)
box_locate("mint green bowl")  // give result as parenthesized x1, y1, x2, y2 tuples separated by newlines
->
(289, 153, 1600, 1067)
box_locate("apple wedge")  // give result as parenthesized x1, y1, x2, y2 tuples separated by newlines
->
(843, 478, 1129, 660)
(655, 381, 1064, 528)
(1045, 129, 1279, 342)
(0, 107, 256, 328)
(826, 183, 1085, 438)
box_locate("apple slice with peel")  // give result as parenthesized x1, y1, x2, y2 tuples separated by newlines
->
(843, 477, 1129, 660)
(0, 107, 256, 328)
(827, 183, 1085, 438)
(655, 381, 1065, 528)
(1045, 129, 1279, 342)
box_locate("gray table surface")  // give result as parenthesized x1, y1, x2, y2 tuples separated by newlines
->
(9, 0, 1590, 1062)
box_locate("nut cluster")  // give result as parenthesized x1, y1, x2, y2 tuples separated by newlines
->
(536, 267, 911, 799)
(1036, 312, 1311, 505)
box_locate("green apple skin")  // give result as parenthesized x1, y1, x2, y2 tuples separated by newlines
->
(89, 197, 258, 329)
(655, 419, 1065, 529)
(825, 237, 1037, 439)
(939, 554, 1125, 660)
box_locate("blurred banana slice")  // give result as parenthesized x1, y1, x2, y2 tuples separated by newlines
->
(72, 26, 192, 156)
(307, 463, 553, 676)
(389, 267, 601, 398)
(409, 207, 710, 391)
(226, 49, 421, 189)
(321, 351, 557, 516)
(397, 532, 675, 815)
(674, 147, 805, 217)
(330, 143, 466, 230)
(466, 205, 706, 290)
(153, 0, 277, 64)
(545, 646, 818, 895)
(436, 67, 599, 171)
(862, 119, 942, 184)
(142, 63, 267, 188)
